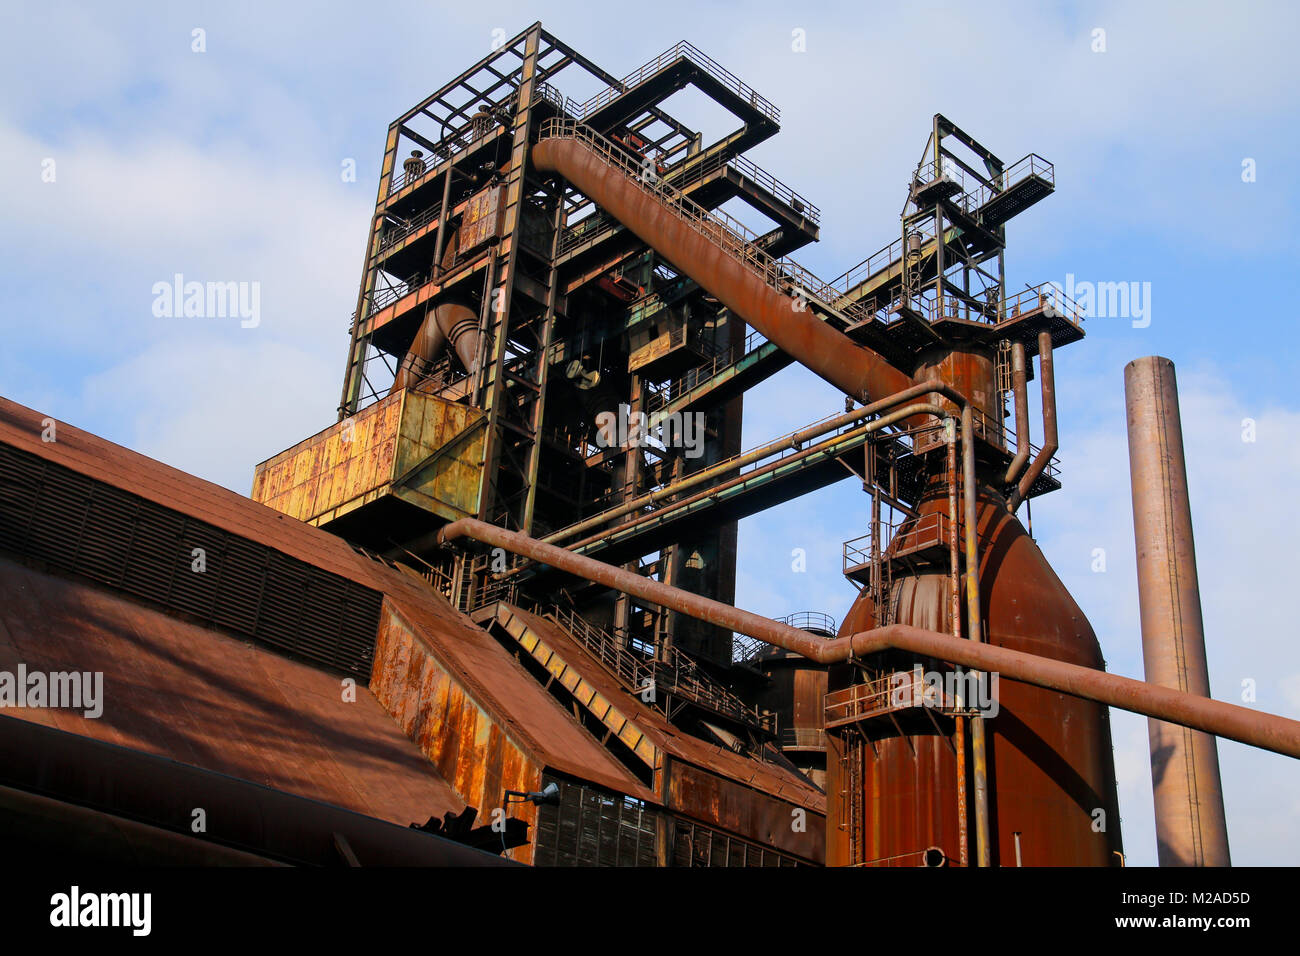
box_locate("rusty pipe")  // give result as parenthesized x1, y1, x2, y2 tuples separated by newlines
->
(961, 405, 992, 866)
(1008, 332, 1056, 511)
(1125, 356, 1231, 866)
(532, 135, 916, 404)
(390, 300, 481, 394)
(559, 403, 947, 556)
(544, 379, 956, 545)
(1003, 341, 1030, 485)
(438, 301, 481, 375)
(947, 422, 968, 867)
(390, 305, 448, 393)
(438, 518, 1300, 760)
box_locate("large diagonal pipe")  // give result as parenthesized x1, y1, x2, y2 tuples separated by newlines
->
(437, 518, 1300, 759)
(532, 134, 916, 404)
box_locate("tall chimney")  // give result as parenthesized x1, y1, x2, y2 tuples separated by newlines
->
(1124, 356, 1231, 866)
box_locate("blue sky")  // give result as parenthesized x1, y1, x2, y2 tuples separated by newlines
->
(2, 0, 1297, 865)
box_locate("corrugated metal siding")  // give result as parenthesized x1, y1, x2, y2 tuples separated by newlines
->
(532, 776, 659, 867)
(0, 443, 381, 676)
(672, 819, 805, 867)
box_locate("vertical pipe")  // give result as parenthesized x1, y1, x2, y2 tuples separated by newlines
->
(1003, 341, 1030, 484)
(947, 421, 968, 866)
(1008, 332, 1057, 511)
(1124, 356, 1231, 867)
(961, 404, 992, 867)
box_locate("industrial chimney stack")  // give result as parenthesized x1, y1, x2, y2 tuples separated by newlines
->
(1125, 355, 1231, 866)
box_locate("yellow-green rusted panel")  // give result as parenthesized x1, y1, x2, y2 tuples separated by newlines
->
(251, 389, 484, 525)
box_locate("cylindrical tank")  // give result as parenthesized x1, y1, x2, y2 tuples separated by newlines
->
(826, 479, 1124, 866)
(749, 612, 835, 789)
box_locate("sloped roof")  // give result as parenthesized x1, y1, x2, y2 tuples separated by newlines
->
(504, 604, 826, 813)
(0, 554, 463, 827)
(0, 396, 652, 805)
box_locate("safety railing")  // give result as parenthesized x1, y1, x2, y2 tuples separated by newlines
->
(388, 97, 525, 195)
(543, 603, 654, 693)
(780, 727, 826, 750)
(967, 152, 1054, 212)
(539, 118, 861, 328)
(377, 203, 443, 253)
(666, 148, 819, 223)
(567, 40, 780, 124)
(642, 328, 770, 414)
(556, 151, 818, 259)
(999, 281, 1086, 330)
(539, 602, 771, 732)
(842, 510, 953, 574)
(779, 611, 838, 635)
(830, 214, 938, 299)
(365, 272, 426, 314)
(826, 671, 946, 725)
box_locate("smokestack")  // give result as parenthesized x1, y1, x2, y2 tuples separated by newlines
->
(1124, 356, 1231, 866)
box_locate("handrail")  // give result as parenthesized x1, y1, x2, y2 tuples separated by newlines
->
(642, 328, 771, 414)
(556, 151, 818, 258)
(378, 203, 442, 252)
(539, 118, 866, 331)
(567, 40, 780, 124)
(842, 511, 952, 572)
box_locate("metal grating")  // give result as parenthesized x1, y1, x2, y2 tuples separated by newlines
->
(672, 818, 806, 867)
(532, 776, 659, 866)
(0, 444, 382, 676)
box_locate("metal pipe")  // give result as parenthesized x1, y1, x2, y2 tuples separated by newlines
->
(1003, 341, 1030, 485)
(432, 161, 455, 280)
(438, 301, 481, 375)
(544, 379, 955, 546)
(559, 403, 947, 555)
(1124, 356, 1231, 866)
(947, 420, 968, 867)
(438, 518, 1300, 759)
(543, 382, 951, 546)
(1008, 331, 1057, 511)
(390, 306, 447, 393)
(962, 405, 992, 866)
(532, 135, 917, 404)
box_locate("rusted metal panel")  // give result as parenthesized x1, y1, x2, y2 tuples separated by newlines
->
(457, 184, 507, 256)
(371, 598, 543, 863)
(0, 555, 465, 830)
(667, 761, 824, 863)
(251, 390, 484, 526)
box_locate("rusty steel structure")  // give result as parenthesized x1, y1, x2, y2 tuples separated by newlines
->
(238, 24, 1299, 866)
(3, 23, 1294, 868)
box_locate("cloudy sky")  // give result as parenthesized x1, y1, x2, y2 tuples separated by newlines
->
(2, 1, 1297, 865)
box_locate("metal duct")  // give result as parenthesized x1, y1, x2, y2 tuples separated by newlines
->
(531, 134, 916, 404)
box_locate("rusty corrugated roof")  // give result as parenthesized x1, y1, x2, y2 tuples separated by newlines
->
(0, 555, 464, 827)
(0, 396, 656, 803)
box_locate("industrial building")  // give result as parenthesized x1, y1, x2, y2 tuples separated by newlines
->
(1, 23, 1295, 867)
